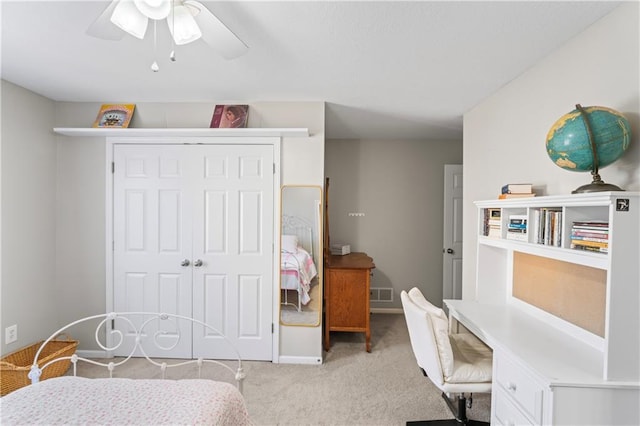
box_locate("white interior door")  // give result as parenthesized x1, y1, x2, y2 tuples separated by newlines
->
(443, 164, 463, 301)
(113, 144, 274, 360)
(113, 145, 194, 358)
(192, 145, 274, 360)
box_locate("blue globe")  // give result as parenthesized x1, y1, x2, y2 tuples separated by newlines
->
(546, 106, 631, 173)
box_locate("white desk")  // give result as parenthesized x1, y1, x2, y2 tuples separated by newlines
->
(445, 300, 640, 425)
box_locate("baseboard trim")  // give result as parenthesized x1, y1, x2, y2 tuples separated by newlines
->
(278, 355, 323, 365)
(76, 349, 108, 359)
(370, 308, 403, 314)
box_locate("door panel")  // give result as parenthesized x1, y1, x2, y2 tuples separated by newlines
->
(204, 191, 227, 253)
(239, 191, 263, 253)
(238, 275, 261, 337)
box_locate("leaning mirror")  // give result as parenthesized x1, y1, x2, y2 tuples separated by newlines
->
(280, 185, 322, 327)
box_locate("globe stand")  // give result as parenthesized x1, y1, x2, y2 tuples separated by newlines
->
(572, 104, 624, 194)
(572, 172, 623, 194)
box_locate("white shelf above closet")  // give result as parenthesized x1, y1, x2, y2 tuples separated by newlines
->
(53, 127, 309, 138)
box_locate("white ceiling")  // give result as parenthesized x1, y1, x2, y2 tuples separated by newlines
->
(0, 1, 621, 140)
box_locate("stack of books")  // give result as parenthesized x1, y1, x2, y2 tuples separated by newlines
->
(506, 215, 528, 241)
(532, 207, 562, 246)
(499, 183, 535, 199)
(330, 243, 351, 256)
(570, 221, 609, 253)
(482, 208, 502, 238)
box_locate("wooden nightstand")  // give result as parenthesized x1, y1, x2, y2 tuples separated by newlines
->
(324, 252, 375, 352)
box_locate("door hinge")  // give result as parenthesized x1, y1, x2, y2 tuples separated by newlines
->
(273, 163, 276, 174)
(111, 162, 115, 173)
(111, 319, 115, 329)
(271, 323, 274, 334)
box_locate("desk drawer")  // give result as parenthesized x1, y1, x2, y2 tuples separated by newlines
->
(495, 352, 545, 424)
(493, 387, 535, 426)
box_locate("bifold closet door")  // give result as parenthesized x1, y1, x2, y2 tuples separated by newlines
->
(191, 145, 274, 361)
(113, 145, 194, 358)
(113, 144, 274, 360)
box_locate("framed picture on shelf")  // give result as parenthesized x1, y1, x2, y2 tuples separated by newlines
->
(92, 104, 135, 128)
(210, 104, 249, 128)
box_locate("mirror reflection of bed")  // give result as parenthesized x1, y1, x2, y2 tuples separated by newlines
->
(280, 186, 322, 327)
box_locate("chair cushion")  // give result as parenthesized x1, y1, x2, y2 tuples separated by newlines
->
(427, 310, 455, 379)
(446, 333, 493, 383)
(407, 288, 455, 377)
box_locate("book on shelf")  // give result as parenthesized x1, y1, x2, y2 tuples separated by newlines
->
(506, 214, 528, 241)
(571, 228, 609, 236)
(571, 244, 608, 253)
(501, 183, 533, 194)
(498, 193, 536, 199)
(572, 220, 609, 230)
(571, 234, 608, 242)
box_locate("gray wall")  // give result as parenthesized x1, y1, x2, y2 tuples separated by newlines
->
(325, 138, 462, 309)
(463, 2, 640, 300)
(1, 80, 59, 355)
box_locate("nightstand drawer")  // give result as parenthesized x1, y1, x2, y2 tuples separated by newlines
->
(495, 352, 545, 424)
(493, 387, 536, 426)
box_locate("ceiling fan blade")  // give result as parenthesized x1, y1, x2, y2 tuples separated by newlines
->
(184, 0, 248, 59)
(86, 0, 125, 40)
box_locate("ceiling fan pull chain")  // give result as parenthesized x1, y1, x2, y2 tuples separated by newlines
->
(169, 0, 177, 62)
(151, 20, 160, 72)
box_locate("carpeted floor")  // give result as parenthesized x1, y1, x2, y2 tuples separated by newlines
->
(241, 313, 490, 425)
(75, 313, 490, 425)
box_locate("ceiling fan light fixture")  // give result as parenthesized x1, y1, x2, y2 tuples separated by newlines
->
(134, 0, 172, 20)
(168, 4, 202, 45)
(111, 0, 149, 39)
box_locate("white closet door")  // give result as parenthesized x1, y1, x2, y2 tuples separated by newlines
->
(192, 145, 274, 360)
(113, 145, 194, 358)
(113, 143, 274, 360)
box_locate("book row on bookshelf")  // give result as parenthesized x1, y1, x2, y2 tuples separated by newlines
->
(570, 220, 609, 253)
(532, 208, 562, 247)
(481, 208, 566, 248)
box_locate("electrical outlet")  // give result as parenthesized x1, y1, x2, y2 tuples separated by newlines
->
(5, 324, 18, 344)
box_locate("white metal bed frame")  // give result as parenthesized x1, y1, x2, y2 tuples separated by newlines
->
(28, 312, 245, 393)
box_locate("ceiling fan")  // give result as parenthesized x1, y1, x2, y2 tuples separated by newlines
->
(87, 0, 248, 66)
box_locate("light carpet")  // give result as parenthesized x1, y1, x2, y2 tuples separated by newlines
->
(75, 313, 490, 425)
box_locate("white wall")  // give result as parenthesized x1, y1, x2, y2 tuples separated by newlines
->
(1, 80, 58, 356)
(463, 3, 640, 300)
(325, 138, 463, 309)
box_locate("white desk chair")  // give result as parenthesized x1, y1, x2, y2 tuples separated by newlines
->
(401, 288, 492, 425)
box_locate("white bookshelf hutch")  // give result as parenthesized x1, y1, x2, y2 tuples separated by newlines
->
(446, 192, 639, 425)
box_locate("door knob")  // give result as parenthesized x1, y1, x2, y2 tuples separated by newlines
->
(446, 248, 454, 254)
(180, 259, 190, 267)
(193, 259, 203, 267)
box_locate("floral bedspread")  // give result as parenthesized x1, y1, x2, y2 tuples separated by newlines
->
(0, 376, 251, 425)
